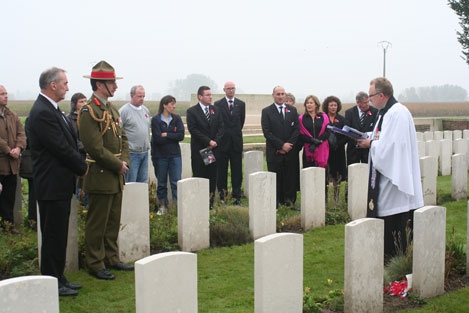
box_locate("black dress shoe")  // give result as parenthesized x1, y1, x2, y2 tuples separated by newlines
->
(58, 285, 78, 296)
(63, 281, 82, 290)
(59, 276, 82, 290)
(93, 269, 115, 280)
(112, 262, 134, 271)
(233, 199, 243, 206)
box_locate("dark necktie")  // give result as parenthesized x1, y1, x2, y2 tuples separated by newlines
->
(228, 100, 233, 115)
(360, 111, 366, 127)
(58, 106, 71, 130)
(279, 106, 284, 119)
(205, 106, 210, 121)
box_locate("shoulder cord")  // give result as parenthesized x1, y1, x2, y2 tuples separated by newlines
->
(77, 104, 117, 137)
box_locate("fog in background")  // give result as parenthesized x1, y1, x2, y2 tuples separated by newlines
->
(2, 0, 468, 102)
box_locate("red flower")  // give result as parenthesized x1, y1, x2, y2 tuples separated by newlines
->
(334, 118, 339, 123)
(366, 110, 372, 116)
(210, 109, 215, 114)
(145, 113, 149, 118)
(285, 108, 290, 113)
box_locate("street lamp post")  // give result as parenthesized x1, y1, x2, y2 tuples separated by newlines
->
(378, 41, 392, 77)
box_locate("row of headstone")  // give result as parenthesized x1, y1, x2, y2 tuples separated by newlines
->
(134, 232, 303, 313)
(416, 129, 469, 175)
(0, 186, 454, 312)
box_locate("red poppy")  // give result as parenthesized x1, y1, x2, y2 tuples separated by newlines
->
(366, 110, 372, 116)
(285, 108, 290, 113)
(210, 109, 215, 114)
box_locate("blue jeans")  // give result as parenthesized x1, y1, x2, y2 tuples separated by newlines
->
(126, 152, 149, 183)
(153, 157, 182, 205)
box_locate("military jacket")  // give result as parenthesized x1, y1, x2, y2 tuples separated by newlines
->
(79, 94, 130, 194)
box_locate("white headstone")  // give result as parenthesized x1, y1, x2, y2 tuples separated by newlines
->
(420, 156, 438, 206)
(452, 153, 467, 200)
(423, 131, 434, 141)
(119, 183, 150, 263)
(416, 132, 424, 142)
(181, 143, 192, 179)
(453, 130, 462, 140)
(13, 176, 22, 225)
(425, 140, 439, 161)
(463, 129, 469, 139)
(412, 206, 446, 298)
(417, 141, 426, 158)
(178, 178, 210, 251)
(344, 218, 383, 313)
(347, 164, 369, 221)
(249, 172, 276, 240)
(439, 139, 452, 176)
(443, 130, 453, 140)
(433, 131, 443, 141)
(37, 199, 79, 273)
(135, 252, 197, 313)
(244, 151, 264, 198)
(255, 233, 303, 313)
(0, 276, 59, 313)
(65, 196, 79, 272)
(301, 167, 325, 230)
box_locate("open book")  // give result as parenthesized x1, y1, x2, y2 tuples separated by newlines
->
(327, 125, 368, 140)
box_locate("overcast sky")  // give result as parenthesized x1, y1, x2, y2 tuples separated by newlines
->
(2, 0, 468, 102)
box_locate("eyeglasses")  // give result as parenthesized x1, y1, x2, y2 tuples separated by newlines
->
(369, 92, 381, 98)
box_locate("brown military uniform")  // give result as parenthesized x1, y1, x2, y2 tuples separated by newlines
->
(79, 94, 129, 272)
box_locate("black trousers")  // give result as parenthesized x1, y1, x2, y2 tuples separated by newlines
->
(267, 154, 297, 206)
(0, 174, 18, 224)
(38, 199, 71, 279)
(216, 149, 242, 200)
(380, 210, 413, 261)
(192, 156, 217, 199)
(27, 178, 37, 221)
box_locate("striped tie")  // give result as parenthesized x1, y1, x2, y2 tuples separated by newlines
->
(228, 100, 233, 115)
(360, 111, 365, 127)
(205, 106, 210, 121)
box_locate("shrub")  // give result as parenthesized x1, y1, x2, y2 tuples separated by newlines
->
(210, 206, 251, 247)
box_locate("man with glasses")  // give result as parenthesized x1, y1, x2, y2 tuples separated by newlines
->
(186, 86, 224, 209)
(344, 91, 378, 165)
(214, 81, 245, 205)
(357, 77, 423, 260)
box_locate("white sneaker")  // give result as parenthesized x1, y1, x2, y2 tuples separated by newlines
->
(157, 207, 167, 215)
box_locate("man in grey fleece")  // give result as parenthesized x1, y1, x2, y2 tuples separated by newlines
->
(119, 85, 151, 183)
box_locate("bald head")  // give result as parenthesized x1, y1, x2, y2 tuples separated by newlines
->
(223, 81, 236, 99)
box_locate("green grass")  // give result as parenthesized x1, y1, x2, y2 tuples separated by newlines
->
(0, 175, 467, 312)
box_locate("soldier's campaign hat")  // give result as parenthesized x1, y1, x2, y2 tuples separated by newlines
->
(83, 60, 123, 80)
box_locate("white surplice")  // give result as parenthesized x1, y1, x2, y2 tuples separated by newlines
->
(369, 102, 424, 217)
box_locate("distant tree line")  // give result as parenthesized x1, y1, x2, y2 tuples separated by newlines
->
(398, 84, 467, 102)
(168, 74, 219, 100)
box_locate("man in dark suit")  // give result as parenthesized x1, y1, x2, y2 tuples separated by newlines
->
(214, 81, 245, 205)
(344, 91, 378, 165)
(186, 86, 224, 209)
(27, 67, 88, 297)
(261, 86, 299, 208)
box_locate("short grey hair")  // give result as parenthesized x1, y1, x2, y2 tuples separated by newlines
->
(130, 85, 144, 95)
(39, 67, 66, 90)
(355, 91, 368, 102)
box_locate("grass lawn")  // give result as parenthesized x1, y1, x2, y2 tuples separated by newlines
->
(1, 175, 467, 312)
